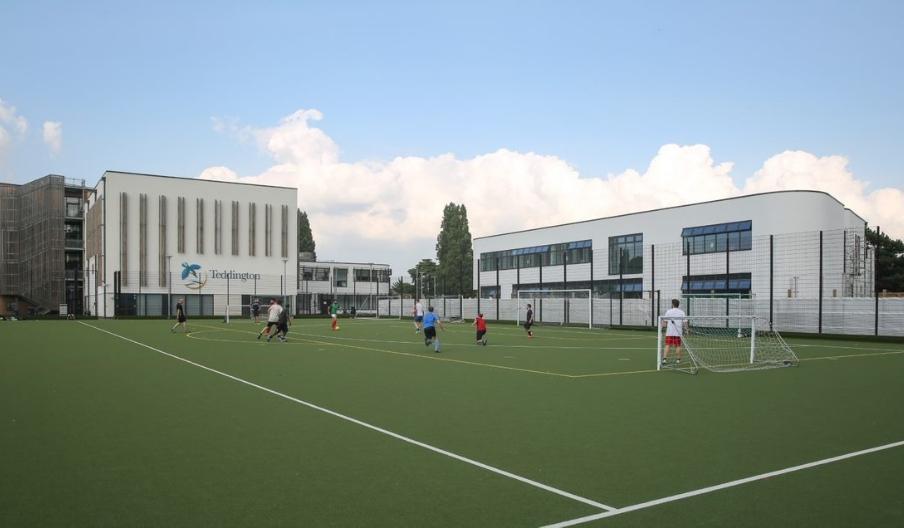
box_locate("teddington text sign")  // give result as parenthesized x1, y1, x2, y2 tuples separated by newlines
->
(209, 270, 263, 282)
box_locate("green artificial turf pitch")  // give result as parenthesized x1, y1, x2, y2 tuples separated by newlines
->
(1, 318, 903, 527)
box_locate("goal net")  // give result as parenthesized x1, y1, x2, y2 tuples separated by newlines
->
(682, 293, 753, 318)
(657, 315, 798, 374)
(516, 289, 592, 328)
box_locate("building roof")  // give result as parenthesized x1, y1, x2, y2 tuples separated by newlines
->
(473, 189, 865, 240)
(101, 170, 297, 191)
(299, 260, 391, 267)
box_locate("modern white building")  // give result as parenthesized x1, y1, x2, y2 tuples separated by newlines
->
(472, 191, 871, 320)
(85, 171, 298, 317)
(297, 258, 392, 314)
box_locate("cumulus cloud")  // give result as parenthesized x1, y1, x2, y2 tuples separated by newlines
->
(201, 108, 904, 267)
(0, 98, 29, 165)
(42, 121, 62, 155)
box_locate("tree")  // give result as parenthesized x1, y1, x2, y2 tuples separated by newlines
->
(407, 259, 439, 298)
(435, 203, 474, 296)
(391, 278, 415, 296)
(297, 210, 316, 260)
(867, 228, 904, 293)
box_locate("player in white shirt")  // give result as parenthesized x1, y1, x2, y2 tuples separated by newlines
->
(413, 299, 424, 334)
(661, 299, 687, 364)
(257, 299, 283, 340)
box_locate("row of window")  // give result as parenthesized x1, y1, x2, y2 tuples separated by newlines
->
(119, 193, 291, 287)
(681, 273, 752, 294)
(480, 221, 755, 276)
(682, 220, 753, 255)
(300, 266, 393, 286)
(480, 240, 593, 271)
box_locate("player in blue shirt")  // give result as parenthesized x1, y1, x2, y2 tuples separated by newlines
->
(422, 306, 445, 353)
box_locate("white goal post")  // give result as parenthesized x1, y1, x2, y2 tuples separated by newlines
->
(657, 315, 798, 374)
(516, 289, 592, 328)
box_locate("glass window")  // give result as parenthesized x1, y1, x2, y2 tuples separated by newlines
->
(609, 233, 643, 274)
(682, 220, 752, 255)
(334, 268, 348, 287)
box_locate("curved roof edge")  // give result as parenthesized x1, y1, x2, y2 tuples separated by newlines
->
(101, 170, 297, 191)
(474, 190, 863, 240)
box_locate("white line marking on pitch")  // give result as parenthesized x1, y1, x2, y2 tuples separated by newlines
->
(77, 322, 614, 513)
(539, 439, 904, 528)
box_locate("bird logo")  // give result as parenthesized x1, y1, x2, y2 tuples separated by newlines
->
(181, 263, 208, 290)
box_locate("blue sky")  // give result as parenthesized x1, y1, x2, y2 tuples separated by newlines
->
(2, 0, 903, 271)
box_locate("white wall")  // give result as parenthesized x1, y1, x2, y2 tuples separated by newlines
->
(473, 191, 868, 300)
(89, 171, 298, 316)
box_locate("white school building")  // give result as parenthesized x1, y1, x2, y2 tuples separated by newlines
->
(470, 191, 884, 333)
(297, 259, 392, 315)
(85, 171, 298, 318)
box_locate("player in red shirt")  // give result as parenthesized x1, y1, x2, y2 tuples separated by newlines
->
(474, 313, 488, 346)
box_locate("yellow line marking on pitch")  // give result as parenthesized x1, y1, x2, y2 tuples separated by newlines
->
(193, 324, 580, 378)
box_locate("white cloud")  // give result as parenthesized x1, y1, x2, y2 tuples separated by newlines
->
(42, 121, 62, 155)
(201, 108, 904, 270)
(0, 98, 29, 165)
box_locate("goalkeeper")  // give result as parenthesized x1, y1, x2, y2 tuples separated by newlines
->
(662, 299, 687, 364)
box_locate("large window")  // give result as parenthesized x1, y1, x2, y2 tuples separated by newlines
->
(608, 234, 643, 275)
(334, 268, 348, 287)
(480, 240, 592, 271)
(301, 266, 330, 281)
(682, 273, 752, 294)
(682, 221, 752, 255)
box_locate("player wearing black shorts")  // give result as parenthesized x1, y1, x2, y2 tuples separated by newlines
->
(269, 299, 290, 342)
(170, 299, 188, 333)
(251, 299, 261, 323)
(523, 303, 534, 338)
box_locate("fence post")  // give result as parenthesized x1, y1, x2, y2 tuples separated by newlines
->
(496, 257, 500, 321)
(589, 248, 594, 328)
(477, 259, 481, 317)
(539, 255, 543, 322)
(769, 234, 774, 331)
(650, 244, 655, 327)
(818, 230, 823, 334)
(875, 226, 880, 336)
(619, 248, 624, 326)
(725, 239, 730, 323)
(563, 250, 568, 325)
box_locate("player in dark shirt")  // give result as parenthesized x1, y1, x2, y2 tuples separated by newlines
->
(269, 299, 291, 342)
(523, 303, 534, 338)
(171, 299, 188, 333)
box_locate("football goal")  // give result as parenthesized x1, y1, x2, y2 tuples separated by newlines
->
(374, 295, 403, 319)
(657, 315, 798, 374)
(516, 289, 592, 328)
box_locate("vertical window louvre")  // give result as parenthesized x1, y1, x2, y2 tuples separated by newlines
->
(231, 201, 239, 255)
(281, 205, 288, 258)
(248, 203, 256, 256)
(139, 193, 147, 287)
(120, 192, 128, 286)
(214, 200, 221, 255)
(196, 198, 204, 254)
(158, 196, 167, 286)
(263, 204, 267, 257)
(177, 197, 185, 253)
